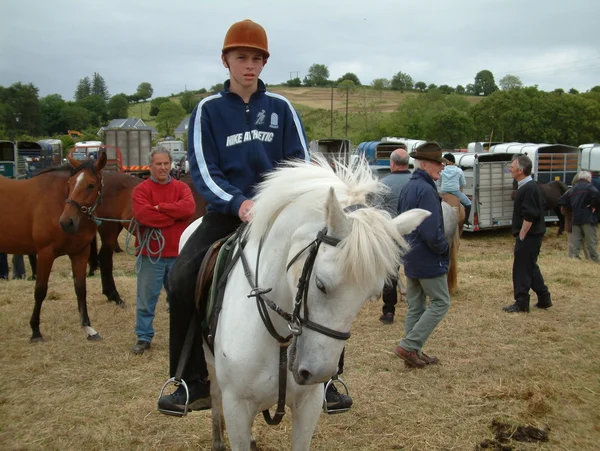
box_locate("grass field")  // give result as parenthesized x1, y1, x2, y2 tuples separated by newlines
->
(0, 226, 598, 450)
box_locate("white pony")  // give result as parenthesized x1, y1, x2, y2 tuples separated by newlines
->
(179, 156, 429, 451)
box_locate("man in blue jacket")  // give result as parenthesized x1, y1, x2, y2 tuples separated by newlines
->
(393, 142, 450, 368)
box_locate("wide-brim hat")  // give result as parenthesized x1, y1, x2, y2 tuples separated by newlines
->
(409, 141, 447, 164)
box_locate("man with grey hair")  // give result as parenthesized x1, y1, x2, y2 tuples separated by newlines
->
(503, 154, 552, 313)
(130, 146, 196, 354)
(558, 170, 600, 262)
(378, 145, 411, 324)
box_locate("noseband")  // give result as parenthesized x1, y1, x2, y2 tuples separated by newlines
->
(65, 171, 103, 219)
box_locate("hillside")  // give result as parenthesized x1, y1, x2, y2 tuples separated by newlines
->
(129, 87, 483, 142)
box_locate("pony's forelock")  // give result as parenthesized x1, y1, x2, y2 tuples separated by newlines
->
(249, 155, 406, 286)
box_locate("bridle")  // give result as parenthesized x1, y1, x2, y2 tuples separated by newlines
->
(238, 204, 366, 425)
(241, 205, 367, 345)
(65, 168, 103, 220)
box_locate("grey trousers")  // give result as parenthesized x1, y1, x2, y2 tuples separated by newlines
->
(400, 274, 451, 353)
(572, 223, 599, 262)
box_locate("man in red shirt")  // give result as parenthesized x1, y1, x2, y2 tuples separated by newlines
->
(131, 147, 195, 354)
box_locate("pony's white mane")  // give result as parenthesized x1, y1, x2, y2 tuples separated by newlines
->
(249, 155, 409, 287)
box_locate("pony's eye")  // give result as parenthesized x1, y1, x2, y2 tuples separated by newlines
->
(315, 277, 327, 295)
(87, 184, 95, 190)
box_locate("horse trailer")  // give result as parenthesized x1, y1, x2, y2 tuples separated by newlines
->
(490, 143, 580, 185)
(103, 129, 152, 177)
(0, 141, 17, 178)
(309, 139, 352, 166)
(579, 143, 600, 171)
(446, 152, 516, 231)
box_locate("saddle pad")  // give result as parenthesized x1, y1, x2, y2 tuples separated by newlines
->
(205, 232, 238, 327)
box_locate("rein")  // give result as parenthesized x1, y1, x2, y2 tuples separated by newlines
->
(65, 177, 104, 225)
(238, 204, 365, 425)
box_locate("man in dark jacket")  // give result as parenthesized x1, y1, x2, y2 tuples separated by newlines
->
(378, 146, 411, 324)
(393, 142, 450, 368)
(503, 155, 552, 313)
(558, 171, 600, 262)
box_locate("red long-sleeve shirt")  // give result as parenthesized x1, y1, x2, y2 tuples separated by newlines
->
(131, 178, 195, 257)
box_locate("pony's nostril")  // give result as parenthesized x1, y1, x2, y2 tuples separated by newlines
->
(298, 369, 312, 383)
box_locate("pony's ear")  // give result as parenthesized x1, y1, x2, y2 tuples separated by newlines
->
(96, 151, 107, 171)
(325, 187, 351, 238)
(392, 208, 431, 235)
(67, 155, 81, 168)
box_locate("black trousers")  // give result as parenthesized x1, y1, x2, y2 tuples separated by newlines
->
(381, 273, 399, 315)
(0, 253, 7, 279)
(168, 212, 242, 381)
(512, 235, 550, 309)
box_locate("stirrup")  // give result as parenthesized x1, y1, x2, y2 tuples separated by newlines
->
(157, 377, 190, 417)
(323, 376, 351, 415)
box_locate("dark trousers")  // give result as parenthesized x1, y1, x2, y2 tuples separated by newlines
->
(512, 235, 550, 309)
(0, 253, 8, 280)
(382, 275, 399, 315)
(168, 212, 242, 381)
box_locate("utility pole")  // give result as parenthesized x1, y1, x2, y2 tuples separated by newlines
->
(289, 71, 300, 80)
(345, 86, 349, 138)
(330, 84, 334, 137)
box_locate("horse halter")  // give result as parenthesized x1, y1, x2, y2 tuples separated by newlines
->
(242, 204, 367, 344)
(65, 171, 104, 218)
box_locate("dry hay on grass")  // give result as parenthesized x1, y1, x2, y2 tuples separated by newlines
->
(0, 229, 599, 450)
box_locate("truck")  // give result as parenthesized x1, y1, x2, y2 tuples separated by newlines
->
(103, 129, 153, 177)
(157, 138, 186, 170)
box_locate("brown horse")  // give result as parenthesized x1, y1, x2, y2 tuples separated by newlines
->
(440, 193, 466, 294)
(88, 172, 207, 306)
(512, 180, 568, 235)
(0, 154, 107, 341)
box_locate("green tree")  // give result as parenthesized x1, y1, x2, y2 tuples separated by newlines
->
(303, 64, 329, 87)
(136, 82, 154, 101)
(371, 78, 390, 100)
(210, 83, 224, 93)
(427, 83, 438, 92)
(107, 94, 129, 119)
(590, 86, 600, 93)
(179, 90, 196, 114)
(391, 71, 413, 92)
(414, 81, 427, 92)
(499, 74, 522, 91)
(61, 104, 91, 131)
(438, 85, 455, 94)
(91, 72, 110, 101)
(150, 96, 171, 116)
(40, 94, 66, 135)
(455, 85, 466, 95)
(78, 94, 107, 126)
(337, 72, 361, 86)
(74, 77, 91, 102)
(286, 77, 301, 87)
(473, 70, 498, 96)
(0, 82, 42, 138)
(156, 101, 186, 136)
(568, 88, 579, 95)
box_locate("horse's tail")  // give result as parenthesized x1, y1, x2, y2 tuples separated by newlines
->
(447, 226, 460, 295)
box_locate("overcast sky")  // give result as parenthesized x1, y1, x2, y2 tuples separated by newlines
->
(1, 0, 598, 100)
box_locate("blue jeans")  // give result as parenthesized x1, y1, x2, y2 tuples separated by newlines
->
(136, 256, 176, 343)
(441, 189, 471, 207)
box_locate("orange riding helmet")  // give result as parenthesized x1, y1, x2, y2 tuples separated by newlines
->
(222, 19, 270, 59)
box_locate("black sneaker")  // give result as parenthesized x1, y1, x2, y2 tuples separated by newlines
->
(158, 380, 211, 415)
(131, 340, 151, 355)
(379, 312, 394, 325)
(325, 383, 353, 410)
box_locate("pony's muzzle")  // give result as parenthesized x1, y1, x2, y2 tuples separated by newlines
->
(60, 216, 79, 234)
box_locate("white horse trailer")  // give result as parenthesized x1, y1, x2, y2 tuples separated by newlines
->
(579, 143, 600, 171)
(490, 143, 580, 185)
(447, 152, 516, 231)
(309, 139, 352, 166)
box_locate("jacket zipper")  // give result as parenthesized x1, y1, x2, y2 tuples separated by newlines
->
(245, 103, 250, 126)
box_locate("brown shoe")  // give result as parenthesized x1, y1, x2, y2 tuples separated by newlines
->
(393, 346, 425, 368)
(420, 352, 439, 365)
